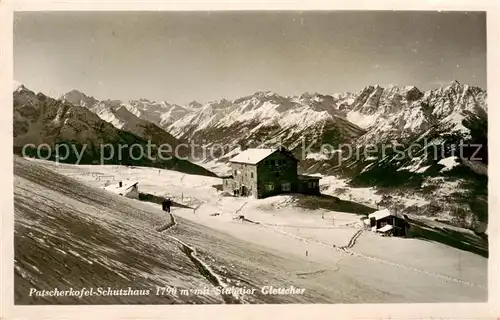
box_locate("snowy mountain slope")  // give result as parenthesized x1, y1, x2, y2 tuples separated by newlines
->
(167, 91, 366, 157)
(14, 85, 215, 177)
(62, 89, 100, 109)
(308, 82, 488, 176)
(58, 81, 484, 161)
(301, 92, 487, 225)
(318, 116, 488, 230)
(14, 156, 225, 304)
(162, 81, 485, 158)
(61, 90, 192, 128)
(121, 99, 193, 127)
(332, 81, 487, 144)
(15, 156, 342, 304)
(13, 85, 117, 148)
(61, 91, 183, 154)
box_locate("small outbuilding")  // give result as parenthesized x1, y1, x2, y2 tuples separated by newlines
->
(103, 180, 139, 199)
(366, 209, 409, 237)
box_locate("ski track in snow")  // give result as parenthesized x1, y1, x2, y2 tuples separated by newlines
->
(344, 229, 363, 249)
(157, 210, 247, 304)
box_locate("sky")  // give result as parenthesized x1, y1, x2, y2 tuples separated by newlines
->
(14, 11, 486, 105)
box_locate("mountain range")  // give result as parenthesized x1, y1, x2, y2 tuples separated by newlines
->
(60, 90, 185, 156)
(58, 80, 487, 163)
(59, 81, 486, 148)
(13, 84, 215, 177)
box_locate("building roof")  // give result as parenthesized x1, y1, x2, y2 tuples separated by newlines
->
(377, 225, 394, 233)
(298, 174, 321, 181)
(229, 147, 295, 165)
(368, 209, 392, 221)
(229, 148, 276, 164)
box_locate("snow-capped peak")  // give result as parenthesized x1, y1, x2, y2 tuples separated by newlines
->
(13, 80, 25, 92)
(254, 90, 280, 98)
(187, 100, 203, 109)
(61, 90, 99, 109)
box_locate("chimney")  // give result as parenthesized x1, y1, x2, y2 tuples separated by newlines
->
(119, 181, 123, 187)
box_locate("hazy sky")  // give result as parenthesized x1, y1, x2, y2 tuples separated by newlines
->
(14, 11, 486, 105)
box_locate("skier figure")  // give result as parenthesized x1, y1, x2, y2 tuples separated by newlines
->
(162, 198, 172, 213)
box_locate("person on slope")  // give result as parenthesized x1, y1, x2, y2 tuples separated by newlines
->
(162, 198, 172, 213)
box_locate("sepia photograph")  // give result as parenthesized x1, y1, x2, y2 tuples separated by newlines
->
(8, 8, 491, 309)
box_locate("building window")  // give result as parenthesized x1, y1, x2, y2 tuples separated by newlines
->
(266, 184, 274, 191)
(282, 182, 291, 192)
(234, 170, 237, 176)
(251, 172, 254, 178)
(308, 182, 313, 188)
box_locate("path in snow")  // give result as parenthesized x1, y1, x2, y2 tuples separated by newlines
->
(158, 213, 244, 304)
(156, 210, 246, 304)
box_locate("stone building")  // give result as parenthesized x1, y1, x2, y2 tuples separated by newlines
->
(221, 147, 320, 199)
